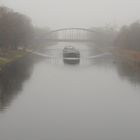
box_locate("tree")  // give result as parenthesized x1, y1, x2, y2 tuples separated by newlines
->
(0, 6, 33, 49)
(89, 26, 118, 47)
(115, 21, 140, 50)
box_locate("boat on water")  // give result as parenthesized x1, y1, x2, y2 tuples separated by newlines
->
(63, 46, 80, 64)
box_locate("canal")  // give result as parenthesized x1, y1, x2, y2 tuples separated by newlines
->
(0, 42, 140, 140)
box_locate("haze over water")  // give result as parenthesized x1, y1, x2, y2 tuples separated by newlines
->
(1, 0, 140, 140)
(0, 42, 140, 140)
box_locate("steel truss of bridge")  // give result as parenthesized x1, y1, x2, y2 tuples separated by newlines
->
(46, 28, 97, 42)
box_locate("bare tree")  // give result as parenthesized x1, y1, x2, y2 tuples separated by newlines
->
(115, 21, 140, 50)
(0, 6, 33, 49)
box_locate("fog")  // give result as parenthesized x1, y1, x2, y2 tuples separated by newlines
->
(2, 1, 140, 140)
(1, 0, 140, 29)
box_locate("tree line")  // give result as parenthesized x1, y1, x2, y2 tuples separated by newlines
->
(114, 21, 140, 50)
(89, 22, 140, 51)
(0, 6, 51, 50)
(89, 26, 118, 47)
(1, 6, 140, 51)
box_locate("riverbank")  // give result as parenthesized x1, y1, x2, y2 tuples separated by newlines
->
(0, 49, 29, 68)
(113, 48, 140, 63)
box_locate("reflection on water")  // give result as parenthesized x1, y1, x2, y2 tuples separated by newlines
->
(0, 42, 140, 140)
(0, 56, 39, 110)
(1, 43, 140, 110)
(115, 60, 140, 86)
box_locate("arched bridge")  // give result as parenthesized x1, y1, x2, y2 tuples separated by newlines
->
(46, 28, 96, 42)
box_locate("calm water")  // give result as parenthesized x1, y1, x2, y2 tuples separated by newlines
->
(0, 42, 140, 140)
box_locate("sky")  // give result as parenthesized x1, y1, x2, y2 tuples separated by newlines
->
(1, 0, 140, 29)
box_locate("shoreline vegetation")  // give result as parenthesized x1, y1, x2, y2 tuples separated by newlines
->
(0, 6, 54, 69)
(1, 6, 140, 69)
(0, 49, 28, 68)
(114, 48, 140, 63)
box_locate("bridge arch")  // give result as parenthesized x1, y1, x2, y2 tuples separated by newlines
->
(48, 28, 96, 34)
(46, 28, 97, 42)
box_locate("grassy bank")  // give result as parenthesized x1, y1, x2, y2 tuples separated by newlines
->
(0, 49, 28, 68)
(113, 48, 140, 62)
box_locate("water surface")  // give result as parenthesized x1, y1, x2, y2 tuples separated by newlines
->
(0, 42, 140, 140)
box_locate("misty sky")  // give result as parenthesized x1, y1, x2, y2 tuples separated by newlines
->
(1, 0, 140, 29)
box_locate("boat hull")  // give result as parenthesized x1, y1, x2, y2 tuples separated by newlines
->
(63, 46, 80, 65)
